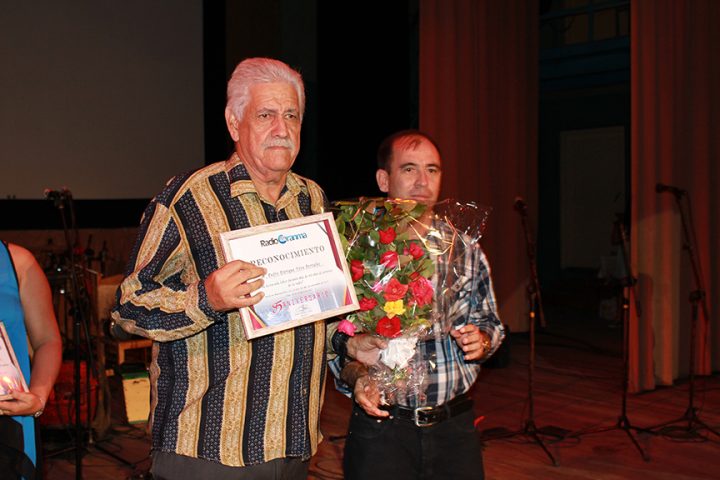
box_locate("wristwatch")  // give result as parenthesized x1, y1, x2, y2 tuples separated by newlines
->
(33, 398, 46, 418)
(332, 331, 351, 365)
(479, 332, 492, 360)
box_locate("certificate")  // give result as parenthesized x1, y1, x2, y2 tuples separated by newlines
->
(220, 212, 359, 339)
(0, 321, 29, 400)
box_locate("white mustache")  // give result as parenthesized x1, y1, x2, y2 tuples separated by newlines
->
(263, 138, 295, 149)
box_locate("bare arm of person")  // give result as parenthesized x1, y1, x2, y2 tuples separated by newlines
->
(0, 245, 62, 416)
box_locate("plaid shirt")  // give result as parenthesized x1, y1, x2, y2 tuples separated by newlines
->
(330, 220, 505, 407)
(113, 156, 328, 467)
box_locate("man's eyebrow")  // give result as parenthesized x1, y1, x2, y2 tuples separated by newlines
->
(397, 162, 418, 169)
(397, 162, 442, 169)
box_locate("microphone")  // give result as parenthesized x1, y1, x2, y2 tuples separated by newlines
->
(43, 187, 73, 205)
(656, 183, 686, 196)
(513, 196, 527, 213)
(44, 188, 66, 208)
(43, 188, 63, 200)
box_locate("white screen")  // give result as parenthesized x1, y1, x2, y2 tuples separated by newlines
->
(0, 1, 205, 199)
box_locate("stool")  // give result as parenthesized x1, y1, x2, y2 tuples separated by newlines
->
(115, 338, 153, 365)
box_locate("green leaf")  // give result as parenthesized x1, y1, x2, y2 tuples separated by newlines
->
(410, 202, 427, 218)
(398, 254, 413, 268)
(420, 258, 435, 277)
(355, 283, 368, 296)
(368, 230, 380, 244)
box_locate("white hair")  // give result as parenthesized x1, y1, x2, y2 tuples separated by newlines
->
(226, 57, 305, 122)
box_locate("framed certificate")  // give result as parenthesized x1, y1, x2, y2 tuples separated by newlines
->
(0, 321, 29, 400)
(220, 212, 359, 339)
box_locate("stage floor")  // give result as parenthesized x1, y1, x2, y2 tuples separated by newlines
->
(43, 297, 720, 479)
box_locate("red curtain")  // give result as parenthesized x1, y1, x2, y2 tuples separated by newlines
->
(631, 0, 720, 391)
(419, 0, 539, 333)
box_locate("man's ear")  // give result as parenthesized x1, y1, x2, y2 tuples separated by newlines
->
(225, 107, 240, 142)
(376, 169, 390, 193)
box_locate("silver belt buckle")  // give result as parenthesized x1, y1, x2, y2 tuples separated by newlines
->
(413, 406, 436, 427)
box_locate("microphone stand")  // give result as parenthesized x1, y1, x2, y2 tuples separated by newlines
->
(44, 190, 85, 479)
(648, 190, 719, 440)
(480, 199, 566, 466)
(47, 190, 137, 479)
(570, 216, 649, 460)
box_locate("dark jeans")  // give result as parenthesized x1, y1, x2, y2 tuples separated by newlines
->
(343, 403, 484, 480)
(151, 451, 308, 480)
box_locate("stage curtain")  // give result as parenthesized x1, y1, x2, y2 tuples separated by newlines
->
(418, 0, 539, 333)
(630, 0, 720, 392)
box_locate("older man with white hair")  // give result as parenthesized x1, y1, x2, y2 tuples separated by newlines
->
(113, 58, 328, 480)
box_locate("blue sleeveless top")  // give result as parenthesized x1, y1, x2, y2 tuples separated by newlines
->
(0, 242, 36, 467)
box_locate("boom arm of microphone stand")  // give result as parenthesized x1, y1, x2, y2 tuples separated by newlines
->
(676, 195, 711, 325)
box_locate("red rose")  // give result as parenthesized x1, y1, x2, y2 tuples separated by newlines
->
(358, 297, 378, 311)
(383, 278, 409, 301)
(380, 251, 399, 269)
(375, 316, 402, 338)
(408, 242, 425, 260)
(378, 227, 396, 244)
(409, 277, 434, 307)
(350, 259, 364, 281)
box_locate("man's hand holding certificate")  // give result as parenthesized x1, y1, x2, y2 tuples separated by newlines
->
(205, 260, 267, 311)
(220, 212, 359, 339)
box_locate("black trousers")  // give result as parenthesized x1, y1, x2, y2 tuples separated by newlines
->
(150, 452, 308, 480)
(343, 403, 484, 480)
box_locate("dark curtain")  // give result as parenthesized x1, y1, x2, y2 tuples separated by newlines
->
(630, 0, 720, 391)
(419, 0, 539, 333)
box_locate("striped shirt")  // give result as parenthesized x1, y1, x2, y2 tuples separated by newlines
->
(112, 155, 328, 467)
(330, 220, 505, 407)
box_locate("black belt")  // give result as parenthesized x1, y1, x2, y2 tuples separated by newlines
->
(388, 393, 473, 427)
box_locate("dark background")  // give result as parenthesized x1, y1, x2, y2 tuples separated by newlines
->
(1, 0, 630, 287)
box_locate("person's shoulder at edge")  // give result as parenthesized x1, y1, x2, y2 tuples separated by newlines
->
(7, 243, 39, 278)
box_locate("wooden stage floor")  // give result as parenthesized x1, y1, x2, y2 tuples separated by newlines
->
(43, 310, 720, 479)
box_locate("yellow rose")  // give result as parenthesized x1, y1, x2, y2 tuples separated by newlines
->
(383, 299, 406, 318)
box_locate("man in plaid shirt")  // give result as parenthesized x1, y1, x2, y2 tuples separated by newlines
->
(329, 130, 505, 480)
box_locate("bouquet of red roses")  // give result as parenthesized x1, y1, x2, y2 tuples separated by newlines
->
(334, 198, 437, 402)
(335, 199, 435, 336)
(334, 198, 493, 405)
